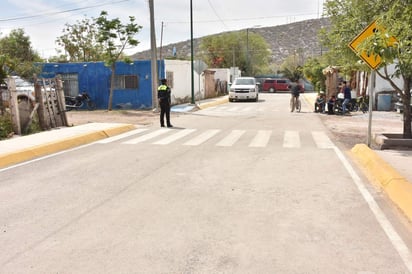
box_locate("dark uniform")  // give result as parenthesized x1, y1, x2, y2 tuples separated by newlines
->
(158, 79, 173, 127)
(290, 82, 301, 98)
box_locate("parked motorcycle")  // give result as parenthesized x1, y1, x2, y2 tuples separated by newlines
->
(65, 92, 96, 111)
(333, 98, 358, 114)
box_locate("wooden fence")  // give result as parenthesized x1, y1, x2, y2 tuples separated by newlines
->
(7, 76, 68, 135)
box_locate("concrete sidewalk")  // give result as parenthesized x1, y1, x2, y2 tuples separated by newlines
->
(0, 123, 135, 168)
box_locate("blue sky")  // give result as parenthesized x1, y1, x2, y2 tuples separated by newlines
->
(0, 0, 323, 59)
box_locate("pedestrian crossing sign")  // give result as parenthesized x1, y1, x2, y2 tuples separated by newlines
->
(349, 20, 397, 70)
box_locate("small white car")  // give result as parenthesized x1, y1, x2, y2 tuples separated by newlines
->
(229, 77, 259, 102)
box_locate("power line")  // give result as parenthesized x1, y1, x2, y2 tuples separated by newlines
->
(165, 12, 319, 24)
(0, 0, 130, 22)
(206, 0, 230, 31)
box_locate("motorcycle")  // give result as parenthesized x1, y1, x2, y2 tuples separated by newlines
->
(333, 98, 358, 114)
(65, 92, 96, 111)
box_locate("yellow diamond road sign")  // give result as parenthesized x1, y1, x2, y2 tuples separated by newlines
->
(349, 20, 396, 70)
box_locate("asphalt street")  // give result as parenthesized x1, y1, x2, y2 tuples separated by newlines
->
(0, 93, 411, 273)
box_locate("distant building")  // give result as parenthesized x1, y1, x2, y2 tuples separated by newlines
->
(41, 60, 231, 109)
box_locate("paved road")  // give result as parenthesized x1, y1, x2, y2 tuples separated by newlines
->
(1, 93, 411, 273)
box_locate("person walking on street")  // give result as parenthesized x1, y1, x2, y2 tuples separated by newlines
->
(342, 81, 351, 115)
(158, 78, 173, 127)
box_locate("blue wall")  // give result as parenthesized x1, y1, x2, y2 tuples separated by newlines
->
(41, 60, 165, 109)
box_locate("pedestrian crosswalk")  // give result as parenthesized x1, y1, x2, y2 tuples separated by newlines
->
(195, 105, 266, 116)
(97, 128, 336, 149)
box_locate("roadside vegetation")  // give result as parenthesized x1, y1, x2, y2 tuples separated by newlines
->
(320, 0, 412, 138)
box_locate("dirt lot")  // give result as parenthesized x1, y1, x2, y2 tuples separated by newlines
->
(66, 109, 160, 127)
(65, 108, 405, 150)
(319, 111, 404, 149)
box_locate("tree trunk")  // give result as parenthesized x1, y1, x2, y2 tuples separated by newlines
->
(108, 63, 116, 111)
(403, 85, 412, 139)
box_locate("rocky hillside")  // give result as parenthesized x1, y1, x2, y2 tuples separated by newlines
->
(131, 18, 330, 65)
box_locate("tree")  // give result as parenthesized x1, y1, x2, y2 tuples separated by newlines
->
(56, 16, 104, 62)
(322, 0, 412, 138)
(280, 66, 303, 83)
(199, 31, 271, 76)
(303, 57, 327, 91)
(0, 29, 42, 80)
(95, 11, 142, 110)
(55, 11, 142, 110)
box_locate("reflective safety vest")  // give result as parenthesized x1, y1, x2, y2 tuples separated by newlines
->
(158, 85, 168, 92)
(158, 84, 169, 100)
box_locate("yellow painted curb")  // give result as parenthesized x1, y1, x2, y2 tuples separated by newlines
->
(103, 124, 136, 137)
(0, 124, 135, 168)
(302, 93, 316, 108)
(198, 97, 228, 110)
(351, 144, 412, 222)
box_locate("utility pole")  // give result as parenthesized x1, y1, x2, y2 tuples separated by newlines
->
(246, 28, 249, 76)
(190, 0, 195, 104)
(159, 21, 164, 79)
(149, 0, 158, 110)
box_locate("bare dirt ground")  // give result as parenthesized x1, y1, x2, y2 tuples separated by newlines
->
(66, 109, 160, 127)
(319, 111, 404, 149)
(66, 108, 405, 150)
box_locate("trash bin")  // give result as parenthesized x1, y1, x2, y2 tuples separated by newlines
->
(377, 94, 392, 111)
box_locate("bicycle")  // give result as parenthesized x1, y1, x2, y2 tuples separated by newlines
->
(356, 95, 369, 113)
(290, 95, 301, 112)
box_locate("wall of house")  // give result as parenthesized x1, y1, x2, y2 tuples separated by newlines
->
(42, 62, 110, 109)
(113, 61, 154, 109)
(357, 64, 404, 95)
(209, 68, 230, 95)
(42, 59, 231, 109)
(164, 60, 202, 104)
(42, 60, 163, 109)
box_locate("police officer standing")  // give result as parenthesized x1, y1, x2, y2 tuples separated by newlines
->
(158, 78, 173, 127)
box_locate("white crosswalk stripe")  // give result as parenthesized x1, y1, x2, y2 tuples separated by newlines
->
(123, 128, 171, 144)
(216, 130, 246, 147)
(184, 129, 221, 146)
(311, 131, 335, 149)
(97, 128, 149, 144)
(153, 129, 197, 145)
(283, 130, 301, 148)
(249, 130, 272, 147)
(113, 128, 334, 149)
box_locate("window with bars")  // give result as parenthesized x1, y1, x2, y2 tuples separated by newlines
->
(61, 73, 79, 97)
(114, 75, 139, 89)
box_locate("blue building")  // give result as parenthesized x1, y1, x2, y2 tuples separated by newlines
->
(41, 60, 165, 109)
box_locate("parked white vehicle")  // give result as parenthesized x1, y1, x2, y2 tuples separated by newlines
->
(229, 77, 259, 102)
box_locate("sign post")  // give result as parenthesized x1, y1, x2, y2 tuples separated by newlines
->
(348, 20, 396, 147)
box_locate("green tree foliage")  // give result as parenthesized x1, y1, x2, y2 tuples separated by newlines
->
(322, 0, 412, 138)
(95, 11, 142, 110)
(303, 57, 326, 91)
(56, 11, 142, 111)
(280, 49, 306, 81)
(280, 66, 303, 83)
(56, 16, 104, 62)
(199, 31, 271, 76)
(0, 29, 42, 80)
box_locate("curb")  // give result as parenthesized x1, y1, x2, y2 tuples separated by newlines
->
(0, 124, 135, 168)
(351, 144, 412, 222)
(302, 93, 318, 110)
(197, 97, 229, 110)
